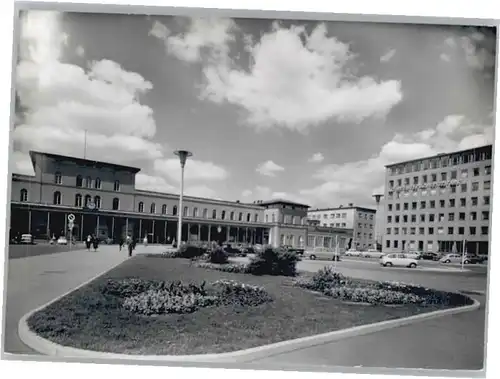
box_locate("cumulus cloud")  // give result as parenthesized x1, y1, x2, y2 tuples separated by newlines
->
(440, 53, 451, 62)
(308, 152, 324, 163)
(163, 19, 403, 132)
(241, 189, 253, 197)
(256, 160, 285, 177)
(135, 173, 176, 193)
(149, 20, 170, 40)
(12, 10, 163, 173)
(300, 115, 494, 208)
(75, 45, 85, 57)
(380, 48, 396, 62)
(153, 157, 228, 182)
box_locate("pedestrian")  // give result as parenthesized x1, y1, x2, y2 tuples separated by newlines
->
(119, 237, 124, 251)
(86, 234, 92, 250)
(92, 235, 99, 251)
(127, 238, 133, 257)
(143, 235, 148, 247)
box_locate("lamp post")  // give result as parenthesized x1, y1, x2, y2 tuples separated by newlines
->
(174, 150, 192, 248)
(372, 193, 383, 251)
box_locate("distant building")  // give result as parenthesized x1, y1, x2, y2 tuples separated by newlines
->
(10, 150, 352, 249)
(383, 144, 492, 255)
(307, 205, 376, 250)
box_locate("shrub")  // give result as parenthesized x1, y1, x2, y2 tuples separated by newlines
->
(177, 244, 207, 259)
(212, 279, 273, 306)
(246, 247, 299, 276)
(101, 278, 160, 298)
(196, 262, 249, 273)
(307, 266, 348, 292)
(324, 286, 425, 305)
(209, 247, 229, 264)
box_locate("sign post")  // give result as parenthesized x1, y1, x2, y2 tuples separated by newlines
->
(68, 214, 75, 252)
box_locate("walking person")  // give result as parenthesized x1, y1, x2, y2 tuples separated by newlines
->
(92, 235, 99, 252)
(143, 235, 148, 247)
(85, 234, 92, 251)
(127, 237, 133, 257)
(119, 237, 124, 251)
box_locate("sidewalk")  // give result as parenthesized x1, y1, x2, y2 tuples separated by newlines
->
(252, 295, 486, 371)
(2, 245, 129, 355)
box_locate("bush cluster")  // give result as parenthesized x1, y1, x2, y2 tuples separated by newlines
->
(103, 278, 273, 316)
(196, 261, 249, 273)
(246, 247, 299, 276)
(208, 247, 229, 264)
(212, 279, 273, 307)
(177, 244, 208, 259)
(324, 286, 424, 305)
(306, 266, 349, 292)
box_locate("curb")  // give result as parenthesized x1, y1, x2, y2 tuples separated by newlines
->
(19, 288, 480, 363)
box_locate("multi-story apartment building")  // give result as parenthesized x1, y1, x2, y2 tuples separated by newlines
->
(307, 205, 376, 250)
(9, 150, 352, 249)
(383, 144, 493, 255)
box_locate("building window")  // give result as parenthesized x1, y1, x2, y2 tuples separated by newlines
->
(221, 210, 226, 220)
(19, 188, 28, 202)
(254, 214, 259, 222)
(470, 227, 476, 235)
(440, 172, 447, 181)
(138, 202, 144, 212)
(484, 181, 491, 190)
(461, 183, 467, 192)
(448, 213, 455, 221)
(484, 196, 490, 205)
(485, 165, 491, 175)
(449, 199, 455, 207)
(404, 203, 409, 210)
(393, 240, 399, 249)
(212, 209, 217, 219)
(422, 175, 428, 183)
(184, 206, 188, 217)
(113, 198, 120, 210)
(76, 175, 83, 187)
(459, 212, 466, 221)
(239, 212, 243, 221)
(430, 200, 435, 208)
(150, 203, 156, 214)
(448, 227, 454, 235)
(411, 215, 416, 222)
(402, 215, 408, 223)
(429, 214, 435, 222)
(461, 169, 468, 178)
(53, 191, 61, 205)
(396, 203, 400, 211)
(419, 227, 425, 235)
(387, 215, 392, 223)
(482, 211, 489, 221)
(473, 167, 480, 176)
(420, 214, 425, 222)
(439, 199, 445, 208)
(472, 197, 478, 206)
(437, 227, 444, 235)
(386, 240, 391, 248)
(114, 180, 120, 191)
(451, 186, 456, 193)
(228, 211, 233, 220)
(470, 212, 477, 221)
(388, 204, 393, 211)
(272, 214, 276, 223)
(85, 195, 92, 207)
(420, 201, 426, 209)
(472, 182, 479, 191)
(193, 207, 198, 217)
(95, 177, 101, 189)
(450, 171, 457, 179)
(438, 213, 445, 222)
(247, 213, 251, 222)
(55, 171, 62, 184)
(265, 214, 269, 222)
(481, 226, 489, 235)
(412, 202, 417, 210)
(85, 176, 92, 188)
(173, 206, 178, 216)
(94, 196, 101, 209)
(460, 198, 466, 207)
(74, 194, 82, 207)
(428, 227, 434, 235)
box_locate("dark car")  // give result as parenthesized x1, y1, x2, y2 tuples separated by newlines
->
(463, 255, 486, 264)
(419, 252, 442, 261)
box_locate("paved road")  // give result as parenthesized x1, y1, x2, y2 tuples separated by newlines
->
(2, 245, 132, 354)
(8, 243, 88, 259)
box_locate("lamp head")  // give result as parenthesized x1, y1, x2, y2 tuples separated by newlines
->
(372, 194, 383, 204)
(174, 150, 193, 167)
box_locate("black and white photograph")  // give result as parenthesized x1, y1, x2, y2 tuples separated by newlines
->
(1, 2, 498, 378)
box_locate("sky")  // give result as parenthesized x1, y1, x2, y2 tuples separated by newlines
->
(11, 10, 497, 210)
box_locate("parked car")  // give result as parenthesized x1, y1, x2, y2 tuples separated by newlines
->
(20, 233, 35, 244)
(403, 251, 422, 260)
(419, 252, 442, 261)
(362, 249, 384, 258)
(463, 254, 487, 264)
(440, 253, 463, 264)
(57, 236, 68, 245)
(304, 247, 341, 261)
(344, 249, 362, 257)
(380, 253, 418, 268)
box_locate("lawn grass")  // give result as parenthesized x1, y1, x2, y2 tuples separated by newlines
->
(28, 255, 463, 355)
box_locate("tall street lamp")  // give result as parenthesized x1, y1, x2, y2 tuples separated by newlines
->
(174, 150, 192, 248)
(372, 193, 383, 251)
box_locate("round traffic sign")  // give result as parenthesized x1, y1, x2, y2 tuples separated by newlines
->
(68, 214, 75, 222)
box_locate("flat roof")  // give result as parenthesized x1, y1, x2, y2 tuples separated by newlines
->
(309, 206, 376, 213)
(255, 199, 311, 208)
(384, 144, 492, 168)
(29, 151, 142, 174)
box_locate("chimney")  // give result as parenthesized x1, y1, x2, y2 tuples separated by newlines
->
(348, 203, 353, 206)
(236, 200, 240, 203)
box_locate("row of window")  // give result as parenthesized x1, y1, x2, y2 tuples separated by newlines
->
(321, 222, 348, 228)
(311, 212, 374, 221)
(387, 211, 490, 224)
(306, 235, 348, 248)
(356, 232, 373, 239)
(387, 184, 491, 200)
(387, 196, 490, 212)
(388, 150, 492, 176)
(53, 172, 121, 192)
(386, 225, 489, 237)
(389, 167, 491, 187)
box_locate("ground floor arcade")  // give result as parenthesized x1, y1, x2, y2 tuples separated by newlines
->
(9, 205, 270, 245)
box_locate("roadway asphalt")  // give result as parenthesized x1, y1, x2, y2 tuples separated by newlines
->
(7, 243, 88, 259)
